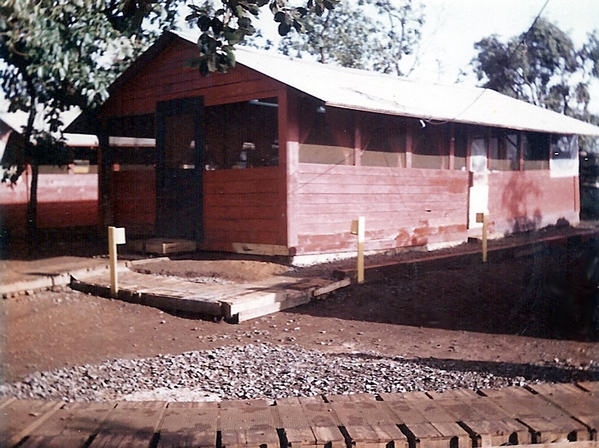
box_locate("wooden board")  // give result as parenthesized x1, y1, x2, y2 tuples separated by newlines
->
(577, 381, 599, 392)
(0, 398, 15, 409)
(480, 387, 566, 420)
(0, 400, 64, 447)
(402, 422, 455, 448)
(521, 416, 589, 444)
(300, 402, 341, 428)
(158, 402, 219, 448)
(404, 398, 457, 423)
(378, 399, 428, 425)
(274, 404, 313, 430)
(220, 429, 281, 448)
(89, 401, 167, 447)
(227, 290, 312, 323)
(539, 391, 598, 420)
(328, 400, 401, 427)
(219, 406, 277, 431)
(4, 383, 598, 448)
(72, 269, 343, 323)
(219, 400, 280, 448)
(310, 426, 346, 448)
(458, 419, 531, 447)
(342, 424, 399, 448)
(502, 443, 599, 448)
(18, 402, 116, 448)
(145, 239, 197, 254)
(370, 424, 409, 448)
(282, 427, 318, 448)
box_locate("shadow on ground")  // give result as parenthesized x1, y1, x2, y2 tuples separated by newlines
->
(287, 241, 599, 341)
(326, 351, 599, 384)
(1, 227, 107, 261)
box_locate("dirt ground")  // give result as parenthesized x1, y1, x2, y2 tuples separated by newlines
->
(1, 226, 599, 384)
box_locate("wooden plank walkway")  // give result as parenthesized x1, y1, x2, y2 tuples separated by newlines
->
(2, 382, 598, 448)
(70, 268, 350, 323)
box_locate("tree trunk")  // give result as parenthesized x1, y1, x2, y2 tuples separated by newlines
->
(24, 104, 38, 240)
(26, 162, 39, 239)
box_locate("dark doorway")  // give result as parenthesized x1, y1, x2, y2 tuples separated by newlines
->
(156, 97, 203, 241)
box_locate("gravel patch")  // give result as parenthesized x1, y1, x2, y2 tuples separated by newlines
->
(1, 343, 597, 402)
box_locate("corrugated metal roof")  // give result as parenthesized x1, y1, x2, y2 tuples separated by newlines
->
(176, 32, 599, 136)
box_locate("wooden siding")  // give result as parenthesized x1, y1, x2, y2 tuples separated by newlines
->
(108, 166, 286, 247)
(101, 38, 284, 118)
(292, 164, 470, 255)
(96, 36, 584, 258)
(488, 171, 580, 234)
(111, 169, 156, 235)
(0, 173, 98, 234)
(99, 36, 289, 250)
(202, 166, 286, 251)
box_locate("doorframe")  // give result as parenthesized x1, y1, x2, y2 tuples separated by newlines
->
(467, 132, 489, 229)
(155, 96, 204, 241)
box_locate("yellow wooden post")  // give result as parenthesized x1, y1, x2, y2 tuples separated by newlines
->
(476, 212, 488, 263)
(351, 217, 365, 284)
(108, 226, 126, 297)
(482, 212, 488, 263)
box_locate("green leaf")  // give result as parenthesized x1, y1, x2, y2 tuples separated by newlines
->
(212, 17, 224, 34)
(278, 21, 291, 36)
(198, 15, 211, 31)
(184, 57, 204, 69)
(295, 7, 308, 17)
(223, 46, 236, 66)
(224, 27, 245, 45)
(238, 17, 252, 29)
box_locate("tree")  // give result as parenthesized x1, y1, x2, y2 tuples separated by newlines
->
(0, 0, 179, 235)
(471, 17, 599, 123)
(272, 0, 424, 76)
(0, 0, 339, 237)
(184, 0, 340, 75)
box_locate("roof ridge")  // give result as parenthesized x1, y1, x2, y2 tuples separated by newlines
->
(171, 30, 489, 93)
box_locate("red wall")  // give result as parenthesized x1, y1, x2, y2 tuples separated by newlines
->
(110, 169, 156, 235)
(107, 167, 286, 250)
(101, 36, 289, 250)
(0, 173, 98, 235)
(202, 167, 286, 252)
(488, 171, 579, 234)
(102, 37, 283, 116)
(98, 35, 581, 258)
(292, 164, 470, 255)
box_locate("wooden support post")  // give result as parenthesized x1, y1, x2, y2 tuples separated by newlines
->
(482, 212, 488, 263)
(476, 212, 488, 263)
(351, 217, 365, 284)
(108, 226, 126, 297)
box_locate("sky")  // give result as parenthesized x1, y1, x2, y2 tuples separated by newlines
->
(2, 0, 598, 115)
(409, 0, 598, 83)
(253, 0, 599, 113)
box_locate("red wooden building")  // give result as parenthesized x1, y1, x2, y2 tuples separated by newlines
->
(75, 31, 599, 263)
(0, 115, 99, 237)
